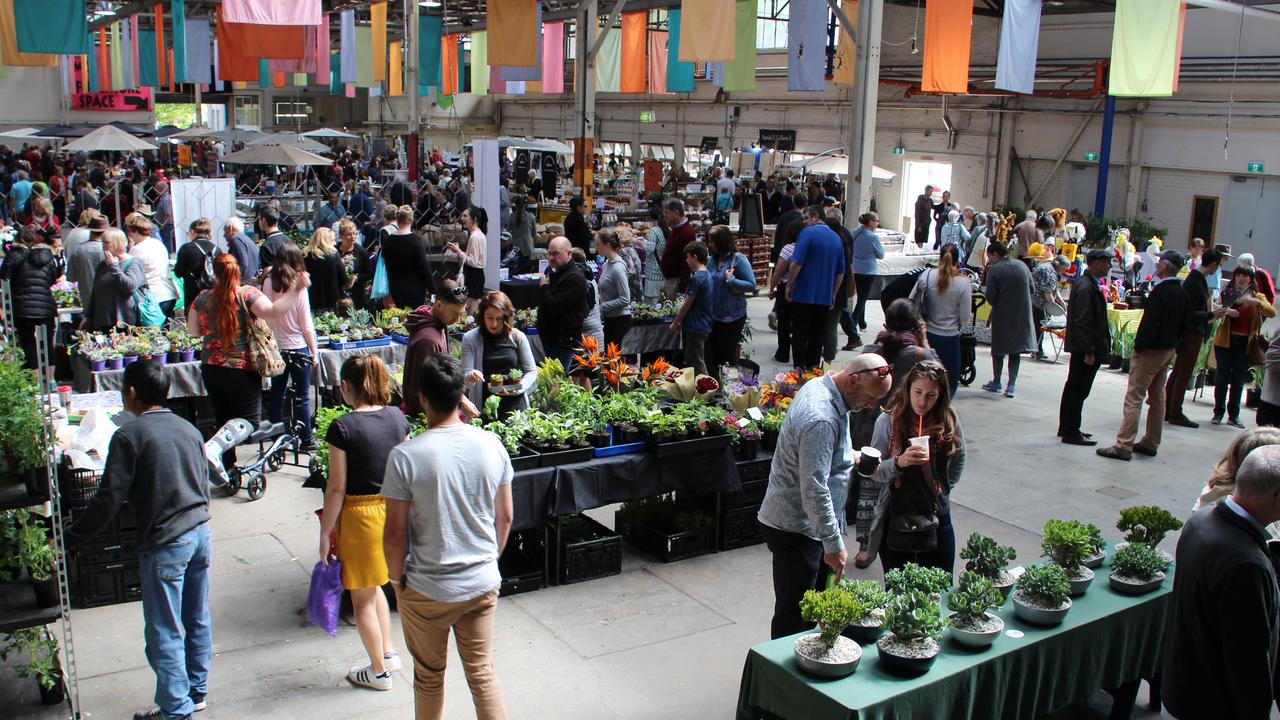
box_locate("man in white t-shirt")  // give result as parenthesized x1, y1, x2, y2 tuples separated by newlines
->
(383, 352, 513, 718)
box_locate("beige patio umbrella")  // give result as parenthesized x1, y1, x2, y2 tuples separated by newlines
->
(247, 132, 333, 155)
(220, 140, 334, 166)
(172, 125, 216, 139)
(60, 125, 157, 153)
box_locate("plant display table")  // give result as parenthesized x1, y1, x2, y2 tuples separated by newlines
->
(735, 545, 1171, 720)
(1106, 305, 1144, 360)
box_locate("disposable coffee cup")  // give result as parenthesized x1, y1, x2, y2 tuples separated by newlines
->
(856, 446, 881, 475)
(909, 436, 931, 460)
(57, 385, 72, 407)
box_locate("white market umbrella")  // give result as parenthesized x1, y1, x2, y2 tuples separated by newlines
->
(213, 127, 266, 143)
(220, 140, 334, 166)
(0, 127, 50, 139)
(60, 125, 157, 153)
(783, 154, 895, 180)
(172, 125, 216, 139)
(302, 127, 358, 139)
(248, 132, 333, 155)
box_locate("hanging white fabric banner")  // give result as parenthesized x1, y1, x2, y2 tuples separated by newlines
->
(995, 0, 1042, 95)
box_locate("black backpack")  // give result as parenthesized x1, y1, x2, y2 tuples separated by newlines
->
(193, 241, 216, 290)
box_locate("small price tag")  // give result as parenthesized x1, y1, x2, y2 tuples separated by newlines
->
(737, 417, 752, 428)
(647, 409, 661, 416)
(1008, 566, 1026, 579)
(1004, 629, 1025, 639)
(746, 407, 764, 421)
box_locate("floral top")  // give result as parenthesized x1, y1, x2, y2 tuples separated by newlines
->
(193, 285, 263, 370)
(1030, 262, 1060, 311)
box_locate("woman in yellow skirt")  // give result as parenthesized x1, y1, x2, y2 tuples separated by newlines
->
(318, 355, 411, 691)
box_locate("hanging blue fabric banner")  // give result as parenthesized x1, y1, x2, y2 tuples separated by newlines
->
(340, 9, 356, 83)
(787, 0, 827, 91)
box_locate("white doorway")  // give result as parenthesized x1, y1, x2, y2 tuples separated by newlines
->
(899, 161, 953, 236)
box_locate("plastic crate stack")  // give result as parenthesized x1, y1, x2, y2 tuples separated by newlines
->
(720, 454, 771, 550)
(60, 464, 142, 608)
(741, 234, 773, 290)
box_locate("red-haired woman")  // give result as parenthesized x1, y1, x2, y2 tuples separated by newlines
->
(188, 254, 309, 470)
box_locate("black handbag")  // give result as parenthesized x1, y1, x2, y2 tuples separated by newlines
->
(887, 451, 941, 553)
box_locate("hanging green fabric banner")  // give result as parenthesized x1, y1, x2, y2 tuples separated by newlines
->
(723, 0, 757, 92)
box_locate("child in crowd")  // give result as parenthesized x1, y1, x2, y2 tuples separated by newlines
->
(670, 241, 712, 375)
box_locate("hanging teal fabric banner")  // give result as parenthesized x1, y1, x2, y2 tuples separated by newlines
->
(86, 41, 99, 92)
(171, 0, 188, 82)
(419, 15, 442, 90)
(15, 0, 89, 55)
(666, 9, 695, 93)
(259, 58, 270, 89)
(138, 29, 158, 87)
(329, 50, 341, 95)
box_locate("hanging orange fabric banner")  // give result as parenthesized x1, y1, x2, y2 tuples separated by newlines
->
(619, 11, 647, 93)
(833, 0, 857, 86)
(921, 0, 971, 93)
(487, 0, 537, 67)
(98, 28, 111, 90)
(216, 6, 307, 81)
(155, 3, 167, 86)
(441, 33, 459, 96)
(273, 71, 285, 87)
(371, 1, 387, 82)
(389, 39, 403, 95)
(678, 0, 734, 62)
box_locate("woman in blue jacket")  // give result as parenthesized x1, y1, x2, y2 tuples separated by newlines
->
(851, 211, 885, 333)
(705, 225, 756, 380)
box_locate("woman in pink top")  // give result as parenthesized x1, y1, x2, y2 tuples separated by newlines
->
(447, 207, 488, 314)
(264, 244, 320, 450)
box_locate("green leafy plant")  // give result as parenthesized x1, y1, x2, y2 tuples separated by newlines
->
(959, 532, 1017, 580)
(1016, 563, 1072, 607)
(0, 352, 46, 476)
(1116, 505, 1183, 548)
(618, 493, 713, 532)
(1084, 523, 1106, 557)
(16, 513, 54, 581)
(0, 627, 61, 690)
(310, 405, 351, 475)
(1110, 542, 1167, 582)
(799, 585, 868, 647)
(839, 578, 891, 616)
(758, 408, 786, 433)
(0, 511, 23, 581)
(1041, 519, 1094, 572)
(948, 572, 1004, 627)
(881, 590, 948, 642)
(884, 563, 952, 597)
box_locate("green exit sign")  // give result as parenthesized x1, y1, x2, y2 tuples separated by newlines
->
(891, 146, 905, 155)
(1248, 162, 1265, 173)
(639, 111, 656, 123)
(1084, 151, 1099, 162)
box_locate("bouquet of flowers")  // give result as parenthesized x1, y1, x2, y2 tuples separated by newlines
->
(760, 368, 825, 411)
(657, 367, 719, 402)
(723, 368, 761, 413)
(50, 280, 80, 308)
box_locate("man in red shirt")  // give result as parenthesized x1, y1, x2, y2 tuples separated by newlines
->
(403, 280, 468, 419)
(659, 198, 696, 299)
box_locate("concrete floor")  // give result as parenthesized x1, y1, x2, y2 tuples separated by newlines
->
(7, 294, 1249, 720)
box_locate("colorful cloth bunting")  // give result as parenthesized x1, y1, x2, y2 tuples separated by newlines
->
(419, 15, 442, 90)
(595, 26, 620, 92)
(620, 11, 647, 94)
(488, 0, 538, 67)
(14, 0, 89, 55)
(471, 31, 489, 95)
(371, 2, 387, 83)
(648, 30, 672, 95)
(787, 0, 827, 91)
(542, 21, 565, 94)
(995, 0, 1041, 94)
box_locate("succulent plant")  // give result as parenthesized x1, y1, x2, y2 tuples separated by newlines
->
(1016, 563, 1072, 607)
(800, 585, 869, 647)
(960, 532, 1017, 579)
(882, 590, 948, 642)
(948, 572, 1004, 627)
(884, 562, 952, 597)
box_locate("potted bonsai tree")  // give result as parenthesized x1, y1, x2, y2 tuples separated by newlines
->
(793, 585, 865, 678)
(1116, 505, 1183, 566)
(1108, 542, 1168, 595)
(1012, 563, 1073, 626)
(1083, 522, 1107, 569)
(1042, 519, 1095, 597)
(884, 562, 953, 602)
(876, 590, 948, 674)
(947, 571, 1006, 649)
(837, 578, 891, 644)
(959, 532, 1018, 601)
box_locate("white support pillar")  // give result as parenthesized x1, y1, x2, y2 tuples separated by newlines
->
(1124, 115, 1143, 218)
(406, 0, 421, 178)
(573, 1, 599, 194)
(846, 0, 883, 221)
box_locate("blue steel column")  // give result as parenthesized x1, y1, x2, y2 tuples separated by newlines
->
(1094, 94, 1116, 217)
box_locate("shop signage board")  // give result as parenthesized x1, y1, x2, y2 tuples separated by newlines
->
(71, 89, 153, 112)
(700, 136, 719, 152)
(758, 129, 796, 151)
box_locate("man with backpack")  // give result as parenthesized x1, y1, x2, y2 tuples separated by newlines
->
(173, 218, 218, 311)
(256, 204, 292, 273)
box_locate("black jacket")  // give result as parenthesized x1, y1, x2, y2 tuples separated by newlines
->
(174, 238, 216, 311)
(1065, 270, 1110, 357)
(1162, 502, 1280, 719)
(67, 409, 209, 551)
(1134, 278, 1188, 352)
(380, 232, 435, 309)
(536, 261, 589, 347)
(771, 209, 804, 263)
(0, 244, 58, 320)
(304, 252, 347, 314)
(1182, 269, 1213, 338)
(565, 211, 593, 254)
(258, 230, 291, 271)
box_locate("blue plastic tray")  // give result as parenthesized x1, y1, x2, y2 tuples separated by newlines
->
(328, 337, 392, 350)
(592, 441, 647, 458)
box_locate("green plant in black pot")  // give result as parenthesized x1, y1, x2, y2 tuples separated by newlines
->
(1042, 519, 1096, 595)
(17, 513, 57, 607)
(1108, 542, 1169, 595)
(877, 590, 947, 673)
(1012, 563, 1073, 626)
(793, 585, 865, 678)
(0, 352, 47, 488)
(0, 627, 63, 702)
(837, 578, 891, 644)
(959, 532, 1017, 599)
(884, 562, 952, 599)
(947, 572, 1005, 648)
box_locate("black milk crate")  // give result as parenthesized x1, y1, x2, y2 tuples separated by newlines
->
(499, 531, 545, 597)
(735, 454, 772, 483)
(720, 505, 765, 550)
(75, 534, 138, 567)
(70, 557, 142, 608)
(614, 511, 715, 563)
(557, 514, 622, 585)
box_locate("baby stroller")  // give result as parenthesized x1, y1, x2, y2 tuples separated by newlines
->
(958, 285, 987, 387)
(205, 418, 309, 501)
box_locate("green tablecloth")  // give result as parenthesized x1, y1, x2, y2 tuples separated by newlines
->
(736, 551, 1173, 720)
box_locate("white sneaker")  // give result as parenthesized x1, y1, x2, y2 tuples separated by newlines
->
(383, 651, 403, 671)
(347, 665, 393, 691)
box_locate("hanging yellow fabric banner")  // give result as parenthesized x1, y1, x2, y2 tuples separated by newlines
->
(833, 0, 857, 86)
(678, 0, 734, 62)
(487, 0, 537, 67)
(1110, 0, 1183, 97)
(470, 31, 489, 95)
(389, 39, 403, 96)
(371, 1, 387, 82)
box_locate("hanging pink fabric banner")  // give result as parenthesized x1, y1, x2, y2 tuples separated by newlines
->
(541, 21, 564, 93)
(222, 0, 321, 26)
(345, 82, 355, 98)
(130, 15, 141, 88)
(313, 15, 329, 84)
(648, 30, 671, 95)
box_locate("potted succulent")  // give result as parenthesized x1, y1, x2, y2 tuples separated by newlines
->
(793, 585, 866, 678)
(959, 532, 1018, 601)
(1116, 505, 1183, 566)
(1108, 542, 1168, 595)
(876, 590, 948, 674)
(17, 513, 57, 607)
(104, 349, 124, 370)
(1012, 563, 1073, 626)
(838, 578, 891, 644)
(946, 572, 1005, 649)
(84, 347, 108, 372)
(0, 627, 65, 704)
(759, 408, 785, 452)
(1083, 522, 1107, 569)
(884, 562, 953, 603)
(488, 373, 507, 392)
(505, 369, 525, 393)
(1042, 519, 1095, 596)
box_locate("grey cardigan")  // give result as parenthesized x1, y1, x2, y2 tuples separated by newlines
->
(597, 257, 632, 319)
(857, 410, 966, 557)
(460, 327, 538, 410)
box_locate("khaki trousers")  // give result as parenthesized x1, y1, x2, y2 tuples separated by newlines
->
(397, 585, 506, 720)
(1115, 348, 1175, 451)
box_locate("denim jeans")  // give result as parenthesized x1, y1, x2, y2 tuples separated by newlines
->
(269, 348, 313, 443)
(928, 332, 962, 399)
(140, 522, 212, 719)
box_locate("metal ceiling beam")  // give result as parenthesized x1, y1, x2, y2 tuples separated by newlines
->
(589, 0, 630, 58)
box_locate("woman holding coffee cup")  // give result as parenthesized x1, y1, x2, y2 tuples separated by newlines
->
(859, 360, 967, 574)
